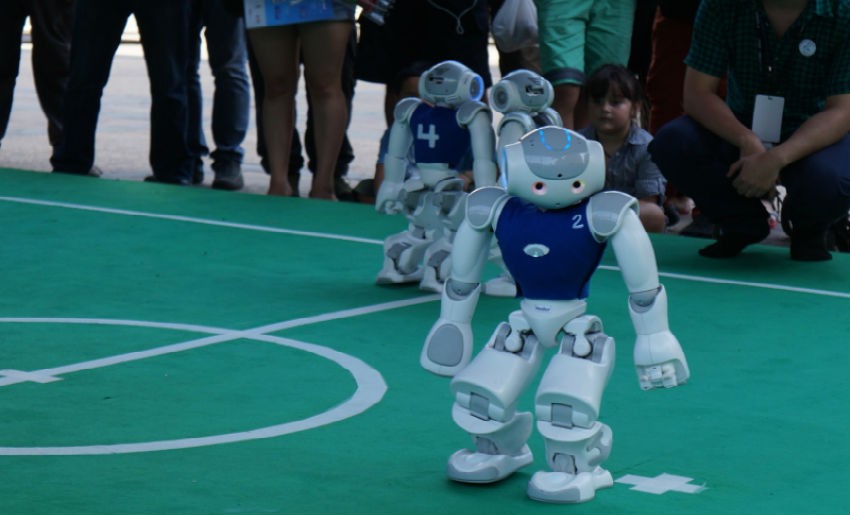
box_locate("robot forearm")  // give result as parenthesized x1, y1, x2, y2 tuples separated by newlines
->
(628, 285, 690, 389)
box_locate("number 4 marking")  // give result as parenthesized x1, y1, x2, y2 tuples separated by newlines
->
(417, 124, 440, 148)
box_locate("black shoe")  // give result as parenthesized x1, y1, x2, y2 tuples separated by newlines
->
(144, 175, 190, 185)
(790, 226, 831, 261)
(699, 225, 770, 258)
(211, 160, 244, 191)
(53, 165, 102, 177)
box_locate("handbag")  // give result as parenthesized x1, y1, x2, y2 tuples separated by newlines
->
(491, 0, 538, 53)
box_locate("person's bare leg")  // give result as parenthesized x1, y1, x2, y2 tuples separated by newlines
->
(248, 26, 299, 196)
(299, 21, 351, 200)
(639, 200, 667, 233)
(552, 83, 582, 130)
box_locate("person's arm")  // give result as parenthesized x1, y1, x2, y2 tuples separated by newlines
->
(770, 94, 850, 168)
(728, 94, 850, 198)
(682, 67, 764, 155)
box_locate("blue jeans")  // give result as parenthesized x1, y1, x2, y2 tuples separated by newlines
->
(649, 115, 850, 235)
(187, 0, 249, 173)
(51, 0, 193, 183)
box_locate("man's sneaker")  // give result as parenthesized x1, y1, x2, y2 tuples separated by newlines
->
(212, 160, 244, 191)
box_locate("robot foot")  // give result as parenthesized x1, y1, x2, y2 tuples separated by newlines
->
(526, 467, 613, 503)
(446, 445, 533, 484)
(482, 275, 517, 298)
(375, 263, 424, 285)
(418, 275, 443, 293)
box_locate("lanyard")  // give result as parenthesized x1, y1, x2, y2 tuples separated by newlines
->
(754, 8, 808, 92)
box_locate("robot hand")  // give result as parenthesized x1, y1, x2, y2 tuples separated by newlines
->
(375, 180, 404, 214)
(633, 331, 690, 390)
(421, 318, 474, 377)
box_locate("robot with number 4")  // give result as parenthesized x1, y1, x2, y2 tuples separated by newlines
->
(420, 126, 690, 503)
(375, 60, 497, 292)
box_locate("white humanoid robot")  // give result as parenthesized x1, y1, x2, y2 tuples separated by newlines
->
(420, 126, 690, 503)
(484, 69, 562, 297)
(375, 60, 497, 293)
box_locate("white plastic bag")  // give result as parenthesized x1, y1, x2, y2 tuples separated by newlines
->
(491, 0, 538, 53)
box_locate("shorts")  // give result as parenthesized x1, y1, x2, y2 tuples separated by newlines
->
(536, 0, 635, 86)
(355, 0, 492, 88)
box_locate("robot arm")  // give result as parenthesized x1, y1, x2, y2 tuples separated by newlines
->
(496, 113, 535, 155)
(457, 101, 498, 188)
(590, 192, 690, 390)
(421, 187, 507, 376)
(376, 97, 420, 214)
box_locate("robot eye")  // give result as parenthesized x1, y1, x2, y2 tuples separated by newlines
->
(572, 180, 585, 194)
(533, 181, 547, 196)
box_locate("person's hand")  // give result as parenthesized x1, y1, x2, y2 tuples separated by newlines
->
(727, 136, 779, 198)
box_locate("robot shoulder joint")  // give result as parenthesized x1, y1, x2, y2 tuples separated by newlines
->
(587, 191, 639, 238)
(456, 100, 491, 127)
(537, 108, 563, 128)
(466, 186, 508, 230)
(393, 97, 422, 124)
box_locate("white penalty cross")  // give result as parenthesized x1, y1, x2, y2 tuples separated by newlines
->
(615, 473, 705, 495)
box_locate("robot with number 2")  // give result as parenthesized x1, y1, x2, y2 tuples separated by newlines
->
(421, 126, 690, 503)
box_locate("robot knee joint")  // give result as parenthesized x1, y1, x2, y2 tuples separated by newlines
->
(452, 325, 545, 421)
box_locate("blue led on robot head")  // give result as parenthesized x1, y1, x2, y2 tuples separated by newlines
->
(469, 75, 484, 102)
(519, 126, 590, 180)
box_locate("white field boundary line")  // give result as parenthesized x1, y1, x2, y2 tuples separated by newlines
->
(1, 195, 848, 299)
(0, 295, 438, 387)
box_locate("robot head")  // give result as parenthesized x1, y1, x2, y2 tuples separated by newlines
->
(489, 69, 554, 114)
(418, 60, 484, 108)
(501, 126, 605, 209)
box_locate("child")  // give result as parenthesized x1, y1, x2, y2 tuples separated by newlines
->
(579, 64, 667, 233)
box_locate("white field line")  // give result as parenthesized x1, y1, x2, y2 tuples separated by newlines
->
(1, 195, 848, 299)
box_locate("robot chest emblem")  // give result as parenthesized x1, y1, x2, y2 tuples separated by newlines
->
(523, 243, 550, 257)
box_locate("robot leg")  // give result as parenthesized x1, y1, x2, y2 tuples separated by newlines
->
(527, 315, 616, 503)
(377, 188, 444, 285)
(420, 178, 466, 293)
(447, 316, 545, 483)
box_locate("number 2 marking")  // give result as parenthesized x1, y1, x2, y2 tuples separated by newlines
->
(572, 214, 585, 229)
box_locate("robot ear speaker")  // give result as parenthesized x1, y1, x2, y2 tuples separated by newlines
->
(490, 81, 516, 112)
(469, 75, 484, 102)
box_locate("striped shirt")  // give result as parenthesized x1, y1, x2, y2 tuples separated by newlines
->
(686, 0, 850, 138)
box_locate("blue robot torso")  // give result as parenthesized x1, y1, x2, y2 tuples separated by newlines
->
(494, 197, 606, 300)
(409, 103, 472, 169)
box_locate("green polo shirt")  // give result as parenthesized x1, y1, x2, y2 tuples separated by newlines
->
(685, 0, 850, 138)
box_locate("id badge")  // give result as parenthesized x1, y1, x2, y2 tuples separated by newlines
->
(752, 94, 784, 144)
